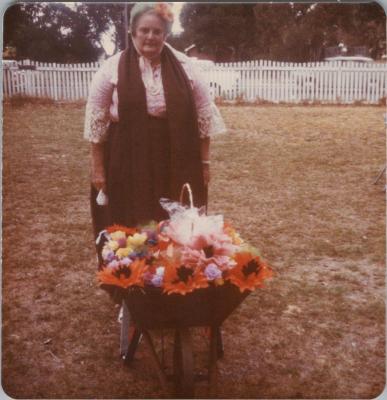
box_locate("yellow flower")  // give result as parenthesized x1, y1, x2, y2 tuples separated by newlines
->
(116, 246, 132, 259)
(224, 224, 243, 245)
(239, 243, 260, 256)
(110, 231, 127, 241)
(107, 240, 119, 251)
(127, 233, 147, 248)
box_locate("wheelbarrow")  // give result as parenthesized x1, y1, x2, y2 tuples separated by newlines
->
(119, 283, 249, 398)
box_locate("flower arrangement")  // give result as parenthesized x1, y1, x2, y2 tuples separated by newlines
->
(153, 3, 174, 23)
(97, 196, 273, 296)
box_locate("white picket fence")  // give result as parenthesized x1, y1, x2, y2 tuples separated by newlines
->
(208, 60, 387, 104)
(3, 59, 387, 104)
(2, 60, 100, 101)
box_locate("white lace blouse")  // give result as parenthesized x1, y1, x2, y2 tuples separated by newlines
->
(84, 44, 226, 143)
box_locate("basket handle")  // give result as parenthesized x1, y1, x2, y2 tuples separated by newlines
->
(179, 183, 194, 208)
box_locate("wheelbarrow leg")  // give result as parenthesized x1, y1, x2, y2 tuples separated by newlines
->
(123, 328, 142, 365)
(173, 328, 195, 398)
(208, 326, 219, 397)
(119, 300, 131, 358)
(142, 330, 169, 394)
(374, 165, 386, 184)
(215, 327, 224, 359)
(120, 300, 142, 365)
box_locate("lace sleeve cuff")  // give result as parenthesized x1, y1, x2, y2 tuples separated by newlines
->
(197, 102, 227, 139)
(83, 103, 111, 143)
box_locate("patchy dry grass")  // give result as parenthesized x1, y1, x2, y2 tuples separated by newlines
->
(2, 103, 385, 399)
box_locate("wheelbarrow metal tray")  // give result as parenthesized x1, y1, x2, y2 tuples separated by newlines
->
(124, 284, 249, 329)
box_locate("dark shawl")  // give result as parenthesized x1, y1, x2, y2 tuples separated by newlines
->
(104, 41, 206, 227)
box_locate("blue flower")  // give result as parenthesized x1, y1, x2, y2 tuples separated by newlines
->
(151, 274, 163, 287)
(204, 263, 222, 280)
(121, 257, 132, 266)
(107, 259, 120, 269)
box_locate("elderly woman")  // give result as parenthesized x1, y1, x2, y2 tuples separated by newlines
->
(84, 3, 225, 245)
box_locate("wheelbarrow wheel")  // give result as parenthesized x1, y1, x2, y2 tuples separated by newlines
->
(173, 328, 195, 398)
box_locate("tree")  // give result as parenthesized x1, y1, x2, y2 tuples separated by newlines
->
(3, 3, 132, 62)
(180, 4, 257, 61)
(75, 3, 134, 55)
(4, 3, 95, 62)
(180, 2, 386, 62)
(331, 3, 386, 59)
(166, 34, 191, 54)
(253, 2, 386, 61)
(252, 3, 309, 61)
(5, 2, 384, 63)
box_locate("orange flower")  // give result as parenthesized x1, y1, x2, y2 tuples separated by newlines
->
(107, 224, 137, 235)
(154, 2, 174, 22)
(227, 252, 273, 293)
(97, 259, 147, 289)
(163, 260, 209, 295)
(155, 235, 172, 252)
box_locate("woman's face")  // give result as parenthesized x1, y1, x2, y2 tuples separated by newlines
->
(132, 13, 167, 60)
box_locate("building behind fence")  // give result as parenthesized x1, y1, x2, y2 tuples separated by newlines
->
(2, 58, 387, 104)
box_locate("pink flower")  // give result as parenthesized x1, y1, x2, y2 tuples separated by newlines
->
(190, 233, 236, 257)
(181, 247, 235, 271)
(117, 237, 127, 248)
(212, 255, 236, 270)
(181, 247, 205, 268)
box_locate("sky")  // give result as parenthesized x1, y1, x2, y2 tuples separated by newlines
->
(171, 2, 184, 34)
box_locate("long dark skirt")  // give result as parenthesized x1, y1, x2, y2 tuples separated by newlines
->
(91, 116, 173, 260)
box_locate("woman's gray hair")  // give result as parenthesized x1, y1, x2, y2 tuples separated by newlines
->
(129, 3, 174, 35)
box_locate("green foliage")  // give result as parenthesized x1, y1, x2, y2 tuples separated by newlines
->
(5, 3, 94, 62)
(180, 4, 257, 61)
(76, 3, 134, 55)
(166, 34, 191, 53)
(4, 2, 385, 63)
(180, 2, 386, 62)
(275, 3, 387, 61)
(3, 3, 131, 62)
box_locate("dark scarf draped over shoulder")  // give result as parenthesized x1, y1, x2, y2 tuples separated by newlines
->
(102, 41, 206, 228)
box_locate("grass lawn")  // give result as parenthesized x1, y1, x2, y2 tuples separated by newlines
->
(2, 101, 385, 399)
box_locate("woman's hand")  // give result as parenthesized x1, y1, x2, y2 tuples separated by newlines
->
(91, 166, 106, 192)
(91, 143, 107, 192)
